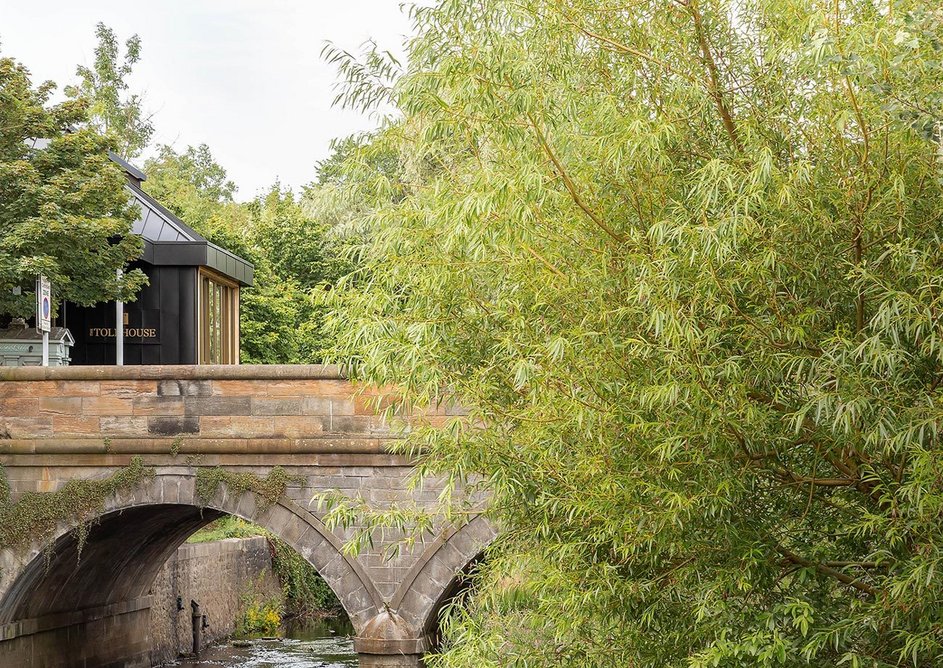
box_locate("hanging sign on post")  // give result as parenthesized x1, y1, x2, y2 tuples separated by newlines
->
(36, 275, 51, 334)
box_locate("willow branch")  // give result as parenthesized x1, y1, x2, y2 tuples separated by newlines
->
(686, 0, 743, 152)
(527, 113, 625, 243)
(777, 546, 878, 596)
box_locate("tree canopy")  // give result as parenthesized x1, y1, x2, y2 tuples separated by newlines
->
(143, 143, 356, 363)
(0, 56, 146, 320)
(321, 1, 943, 666)
(65, 22, 154, 160)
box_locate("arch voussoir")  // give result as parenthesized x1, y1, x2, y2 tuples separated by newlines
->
(391, 515, 497, 635)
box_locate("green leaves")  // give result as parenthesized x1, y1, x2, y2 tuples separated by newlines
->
(64, 23, 154, 160)
(142, 144, 360, 363)
(319, 0, 943, 666)
(0, 56, 146, 318)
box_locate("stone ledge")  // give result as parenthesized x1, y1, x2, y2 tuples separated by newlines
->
(0, 595, 152, 641)
(0, 437, 402, 455)
(353, 635, 432, 656)
(0, 364, 346, 382)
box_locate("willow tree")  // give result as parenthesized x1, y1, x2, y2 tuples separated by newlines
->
(324, 1, 943, 666)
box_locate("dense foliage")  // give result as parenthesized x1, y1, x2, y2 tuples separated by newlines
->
(189, 516, 341, 619)
(323, 1, 943, 666)
(0, 56, 146, 320)
(270, 537, 341, 618)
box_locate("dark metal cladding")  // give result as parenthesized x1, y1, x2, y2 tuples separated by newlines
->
(64, 155, 253, 365)
(126, 182, 254, 287)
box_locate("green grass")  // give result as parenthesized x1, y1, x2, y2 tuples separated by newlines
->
(187, 515, 265, 543)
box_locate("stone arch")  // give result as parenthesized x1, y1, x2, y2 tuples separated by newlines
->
(390, 514, 497, 636)
(0, 472, 383, 633)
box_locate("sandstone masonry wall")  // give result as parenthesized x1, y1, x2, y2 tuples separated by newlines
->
(149, 535, 281, 666)
(0, 365, 491, 668)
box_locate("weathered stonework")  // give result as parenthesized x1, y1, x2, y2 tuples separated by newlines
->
(149, 536, 281, 665)
(0, 365, 495, 667)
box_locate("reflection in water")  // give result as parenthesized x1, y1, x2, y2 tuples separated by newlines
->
(169, 618, 358, 668)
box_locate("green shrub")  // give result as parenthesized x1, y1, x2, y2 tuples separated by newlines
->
(270, 536, 341, 618)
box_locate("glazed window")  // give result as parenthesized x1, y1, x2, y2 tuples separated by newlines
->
(199, 269, 239, 364)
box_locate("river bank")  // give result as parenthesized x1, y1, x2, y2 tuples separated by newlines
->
(149, 524, 348, 666)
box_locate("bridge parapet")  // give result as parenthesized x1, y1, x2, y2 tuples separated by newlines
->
(0, 364, 421, 450)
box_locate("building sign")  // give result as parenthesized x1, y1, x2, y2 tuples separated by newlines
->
(88, 326, 158, 339)
(87, 309, 160, 344)
(36, 275, 51, 334)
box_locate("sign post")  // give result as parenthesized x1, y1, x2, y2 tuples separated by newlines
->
(36, 275, 51, 366)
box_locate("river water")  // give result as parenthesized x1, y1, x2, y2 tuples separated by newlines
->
(167, 618, 358, 668)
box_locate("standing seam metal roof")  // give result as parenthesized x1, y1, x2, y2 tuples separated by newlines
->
(124, 175, 254, 286)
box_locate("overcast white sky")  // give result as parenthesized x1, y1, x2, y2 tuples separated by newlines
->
(0, 1, 413, 199)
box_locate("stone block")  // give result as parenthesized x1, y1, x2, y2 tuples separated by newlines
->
(157, 380, 212, 397)
(198, 416, 274, 438)
(57, 381, 102, 397)
(357, 652, 424, 667)
(423, 553, 461, 590)
(1, 417, 53, 438)
(82, 396, 134, 416)
(255, 503, 294, 535)
(233, 489, 259, 520)
(272, 416, 324, 438)
(317, 553, 349, 583)
(36, 397, 82, 416)
(0, 381, 44, 397)
(321, 416, 388, 435)
(279, 523, 311, 550)
(99, 416, 149, 437)
(52, 416, 101, 436)
(99, 380, 158, 396)
(209, 380, 263, 396)
(299, 537, 344, 572)
(251, 397, 302, 415)
(161, 478, 179, 504)
(302, 396, 356, 416)
(184, 396, 252, 416)
(147, 416, 200, 436)
(0, 398, 38, 415)
(131, 397, 185, 416)
(344, 584, 376, 619)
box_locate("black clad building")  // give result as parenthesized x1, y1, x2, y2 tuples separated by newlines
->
(65, 157, 254, 365)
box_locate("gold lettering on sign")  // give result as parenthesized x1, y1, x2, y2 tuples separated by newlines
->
(88, 327, 158, 339)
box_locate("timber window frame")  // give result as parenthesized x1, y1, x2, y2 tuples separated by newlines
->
(198, 268, 240, 364)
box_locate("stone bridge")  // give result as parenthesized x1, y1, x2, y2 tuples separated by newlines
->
(0, 365, 493, 668)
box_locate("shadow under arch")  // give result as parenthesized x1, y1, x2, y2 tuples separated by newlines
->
(0, 472, 383, 633)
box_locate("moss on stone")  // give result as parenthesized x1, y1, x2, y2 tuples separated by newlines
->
(0, 456, 155, 555)
(195, 466, 301, 511)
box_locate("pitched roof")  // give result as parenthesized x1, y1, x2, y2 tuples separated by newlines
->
(23, 138, 254, 286)
(119, 163, 254, 287)
(128, 182, 205, 243)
